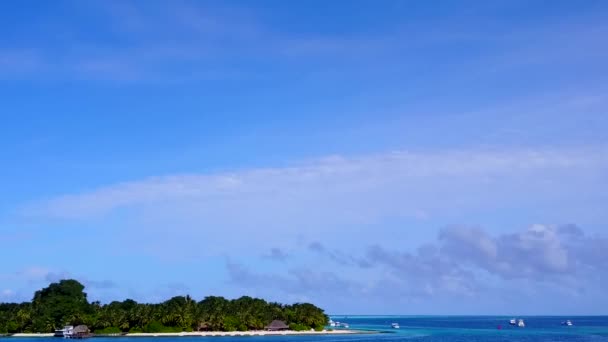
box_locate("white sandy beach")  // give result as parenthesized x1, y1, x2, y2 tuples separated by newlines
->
(9, 330, 368, 337)
(124, 330, 365, 337)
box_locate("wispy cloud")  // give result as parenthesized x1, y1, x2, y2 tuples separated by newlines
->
(29, 145, 608, 222)
(3, 1, 606, 83)
(308, 241, 370, 268)
(20, 144, 607, 276)
(1, 1, 377, 82)
(262, 248, 290, 262)
(226, 261, 363, 303)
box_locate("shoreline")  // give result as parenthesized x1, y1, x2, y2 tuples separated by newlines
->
(7, 330, 377, 338)
(125, 330, 373, 337)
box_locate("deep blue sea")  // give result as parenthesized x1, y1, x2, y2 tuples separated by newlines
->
(2, 316, 607, 342)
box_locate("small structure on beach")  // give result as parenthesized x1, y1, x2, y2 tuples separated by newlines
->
(196, 323, 210, 331)
(54, 325, 74, 338)
(265, 320, 289, 331)
(70, 325, 91, 339)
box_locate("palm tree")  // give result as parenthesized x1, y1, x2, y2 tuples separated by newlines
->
(16, 308, 31, 333)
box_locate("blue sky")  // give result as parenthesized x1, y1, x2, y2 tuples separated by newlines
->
(1, 0, 608, 314)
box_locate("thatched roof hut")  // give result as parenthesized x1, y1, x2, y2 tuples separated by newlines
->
(73, 325, 90, 337)
(73, 325, 89, 333)
(266, 320, 289, 331)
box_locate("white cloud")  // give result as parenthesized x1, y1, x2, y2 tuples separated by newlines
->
(227, 224, 608, 312)
(437, 224, 606, 281)
(16, 145, 606, 260)
(290, 224, 607, 313)
(367, 224, 608, 296)
(31, 146, 607, 224)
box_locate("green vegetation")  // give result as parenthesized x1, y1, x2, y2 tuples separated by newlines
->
(94, 326, 121, 334)
(0, 279, 328, 333)
(288, 323, 310, 331)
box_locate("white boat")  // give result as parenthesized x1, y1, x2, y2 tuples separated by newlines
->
(562, 320, 573, 326)
(391, 323, 400, 329)
(509, 319, 517, 325)
(54, 326, 74, 338)
(518, 319, 525, 328)
(342, 323, 349, 328)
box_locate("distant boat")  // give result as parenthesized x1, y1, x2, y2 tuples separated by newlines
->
(518, 319, 525, 328)
(509, 319, 517, 326)
(562, 320, 573, 326)
(55, 325, 90, 339)
(54, 326, 73, 338)
(342, 323, 349, 328)
(391, 323, 400, 329)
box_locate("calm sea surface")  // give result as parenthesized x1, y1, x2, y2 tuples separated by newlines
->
(331, 316, 608, 341)
(3, 316, 608, 342)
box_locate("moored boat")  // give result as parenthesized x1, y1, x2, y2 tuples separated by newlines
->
(54, 326, 73, 338)
(391, 323, 400, 329)
(518, 319, 525, 328)
(562, 320, 573, 326)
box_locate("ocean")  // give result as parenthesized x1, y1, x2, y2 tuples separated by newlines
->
(330, 316, 608, 341)
(3, 316, 607, 342)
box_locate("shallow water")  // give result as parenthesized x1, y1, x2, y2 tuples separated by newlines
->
(3, 316, 607, 342)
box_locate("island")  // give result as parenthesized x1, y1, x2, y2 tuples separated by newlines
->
(0, 279, 355, 336)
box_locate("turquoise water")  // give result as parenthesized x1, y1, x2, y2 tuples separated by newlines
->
(331, 316, 608, 341)
(2, 316, 607, 342)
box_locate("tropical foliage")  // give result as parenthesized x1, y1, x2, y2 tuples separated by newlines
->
(0, 279, 328, 333)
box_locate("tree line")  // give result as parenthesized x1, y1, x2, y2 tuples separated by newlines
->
(0, 279, 328, 333)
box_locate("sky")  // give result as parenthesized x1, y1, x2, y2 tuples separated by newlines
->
(1, 0, 608, 315)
